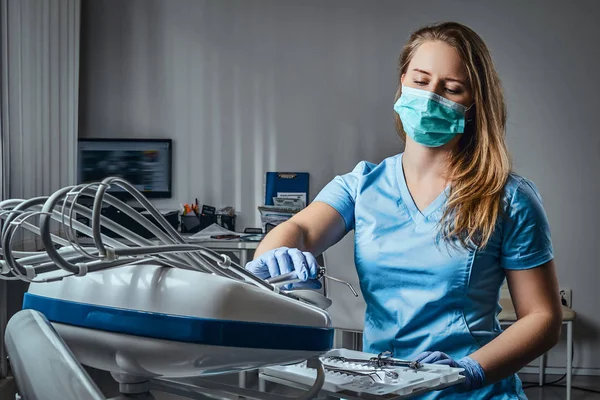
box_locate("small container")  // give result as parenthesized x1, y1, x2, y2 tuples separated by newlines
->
(180, 214, 203, 234)
(216, 214, 236, 231)
(180, 213, 236, 233)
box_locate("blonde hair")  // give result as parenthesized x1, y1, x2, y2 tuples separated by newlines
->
(394, 22, 511, 250)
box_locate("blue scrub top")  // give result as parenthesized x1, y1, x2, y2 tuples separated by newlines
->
(314, 153, 553, 399)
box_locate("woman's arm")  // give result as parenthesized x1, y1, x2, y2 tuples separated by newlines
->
(469, 260, 563, 384)
(253, 201, 347, 259)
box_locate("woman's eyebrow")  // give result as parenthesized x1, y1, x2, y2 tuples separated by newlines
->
(412, 68, 467, 85)
(412, 68, 431, 75)
(444, 76, 467, 85)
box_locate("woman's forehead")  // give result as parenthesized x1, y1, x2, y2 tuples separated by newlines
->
(408, 41, 468, 81)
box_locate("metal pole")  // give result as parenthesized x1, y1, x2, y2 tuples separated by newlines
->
(567, 321, 573, 400)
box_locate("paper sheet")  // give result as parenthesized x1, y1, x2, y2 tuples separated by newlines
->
(187, 223, 248, 241)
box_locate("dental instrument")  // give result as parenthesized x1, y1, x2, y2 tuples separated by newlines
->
(267, 267, 360, 297)
(323, 351, 423, 370)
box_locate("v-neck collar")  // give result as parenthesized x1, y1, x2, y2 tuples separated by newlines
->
(396, 153, 450, 224)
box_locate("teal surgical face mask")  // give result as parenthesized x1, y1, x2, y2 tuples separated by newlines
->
(394, 85, 473, 148)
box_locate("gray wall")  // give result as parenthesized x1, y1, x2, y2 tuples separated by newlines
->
(79, 0, 600, 373)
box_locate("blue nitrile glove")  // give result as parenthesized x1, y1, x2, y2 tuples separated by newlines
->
(413, 351, 486, 391)
(244, 247, 322, 290)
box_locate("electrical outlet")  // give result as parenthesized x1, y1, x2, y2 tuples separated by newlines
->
(559, 288, 572, 308)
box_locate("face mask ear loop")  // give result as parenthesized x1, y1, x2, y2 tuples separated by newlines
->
(465, 103, 476, 123)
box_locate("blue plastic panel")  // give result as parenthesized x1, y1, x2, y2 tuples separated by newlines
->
(23, 293, 334, 352)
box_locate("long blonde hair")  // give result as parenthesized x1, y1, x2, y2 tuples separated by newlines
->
(394, 22, 511, 250)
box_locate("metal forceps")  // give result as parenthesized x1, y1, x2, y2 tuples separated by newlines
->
(324, 351, 423, 370)
(374, 351, 423, 370)
(266, 266, 359, 297)
(322, 364, 400, 382)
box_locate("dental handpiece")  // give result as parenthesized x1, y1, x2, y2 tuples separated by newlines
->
(266, 267, 359, 297)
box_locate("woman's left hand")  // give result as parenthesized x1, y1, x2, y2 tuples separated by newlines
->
(413, 351, 486, 391)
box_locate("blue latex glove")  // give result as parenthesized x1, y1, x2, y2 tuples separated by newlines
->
(244, 247, 322, 290)
(413, 351, 486, 391)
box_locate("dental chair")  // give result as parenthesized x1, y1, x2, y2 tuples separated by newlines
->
(1, 178, 332, 400)
(1, 178, 465, 400)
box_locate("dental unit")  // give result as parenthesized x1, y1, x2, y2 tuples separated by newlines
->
(1, 177, 465, 400)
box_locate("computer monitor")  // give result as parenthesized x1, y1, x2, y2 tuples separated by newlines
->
(77, 138, 173, 199)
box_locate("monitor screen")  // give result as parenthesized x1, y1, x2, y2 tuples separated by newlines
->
(77, 138, 172, 198)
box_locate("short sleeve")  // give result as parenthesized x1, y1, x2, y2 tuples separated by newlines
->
(313, 161, 374, 232)
(501, 178, 554, 270)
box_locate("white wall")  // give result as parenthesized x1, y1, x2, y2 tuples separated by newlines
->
(79, 0, 600, 373)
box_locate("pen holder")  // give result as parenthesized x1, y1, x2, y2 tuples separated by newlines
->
(180, 215, 201, 234)
(216, 214, 236, 231)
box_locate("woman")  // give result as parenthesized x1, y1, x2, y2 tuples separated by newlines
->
(246, 21, 562, 399)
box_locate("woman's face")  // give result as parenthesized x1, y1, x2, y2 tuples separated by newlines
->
(401, 40, 473, 107)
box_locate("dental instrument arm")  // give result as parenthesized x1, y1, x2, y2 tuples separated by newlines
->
(54, 185, 220, 275)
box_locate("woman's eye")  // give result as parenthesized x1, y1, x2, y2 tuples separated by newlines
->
(413, 80, 428, 86)
(445, 88, 462, 95)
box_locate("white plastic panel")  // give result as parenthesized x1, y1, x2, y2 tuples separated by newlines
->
(29, 264, 331, 328)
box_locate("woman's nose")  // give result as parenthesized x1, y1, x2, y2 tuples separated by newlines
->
(415, 79, 444, 97)
(430, 80, 445, 97)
